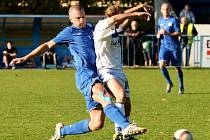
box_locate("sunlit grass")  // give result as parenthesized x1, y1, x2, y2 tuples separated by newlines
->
(0, 69, 209, 140)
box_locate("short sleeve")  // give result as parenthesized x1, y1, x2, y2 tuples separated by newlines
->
(157, 18, 161, 31)
(52, 27, 72, 44)
(173, 18, 180, 32)
(94, 19, 114, 40)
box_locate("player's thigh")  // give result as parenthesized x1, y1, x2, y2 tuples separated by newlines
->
(159, 48, 169, 68)
(170, 50, 182, 66)
(107, 78, 125, 98)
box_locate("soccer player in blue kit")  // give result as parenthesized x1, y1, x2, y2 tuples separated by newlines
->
(12, 5, 146, 140)
(157, 3, 184, 95)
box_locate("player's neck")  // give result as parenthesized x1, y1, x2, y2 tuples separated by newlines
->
(163, 15, 170, 19)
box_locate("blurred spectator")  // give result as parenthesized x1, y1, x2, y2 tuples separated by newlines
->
(61, 55, 75, 69)
(142, 40, 152, 66)
(179, 4, 195, 24)
(2, 41, 17, 69)
(22, 58, 36, 68)
(180, 16, 198, 66)
(124, 20, 144, 66)
(42, 47, 57, 68)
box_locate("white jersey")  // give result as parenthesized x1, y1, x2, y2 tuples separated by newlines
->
(93, 18, 123, 70)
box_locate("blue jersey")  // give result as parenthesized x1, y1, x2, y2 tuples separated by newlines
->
(53, 24, 100, 107)
(53, 24, 96, 71)
(157, 15, 180, 50)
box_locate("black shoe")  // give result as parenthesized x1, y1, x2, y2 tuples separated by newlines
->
(166, 84, 173, 93)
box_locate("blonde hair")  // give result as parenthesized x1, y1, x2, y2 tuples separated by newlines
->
(105, 5, 120, 17)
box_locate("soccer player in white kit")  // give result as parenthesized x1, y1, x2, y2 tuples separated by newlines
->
(93, 3, 152, 140)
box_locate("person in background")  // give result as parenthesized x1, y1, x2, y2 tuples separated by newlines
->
(22, 58, 36, 68)
(2, 41, 17, 69)
(124, 20, 145, 66)
(180, 16, 198, 66)
(11, 5, 147, 140)
(142, 39, 152, 66)
(61, 55, 74, 68)
(179, 4, 195, 24)
(42, 47, 57, 68)
(157, 3, 184, 95)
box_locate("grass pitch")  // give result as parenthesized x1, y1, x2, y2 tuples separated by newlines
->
(0, 68, 209, 140)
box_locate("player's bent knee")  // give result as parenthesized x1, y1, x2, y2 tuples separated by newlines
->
(89, 121, 104, 131)
(115, 92, 126, 103)
(99, 91, 113, 103)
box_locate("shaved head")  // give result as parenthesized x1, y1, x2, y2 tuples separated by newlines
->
(68, 5, 85, 19)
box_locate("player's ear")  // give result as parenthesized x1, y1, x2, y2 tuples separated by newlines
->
(69, 17, 73, 23)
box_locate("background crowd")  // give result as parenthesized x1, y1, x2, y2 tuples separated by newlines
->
(1, 4, 197, 69)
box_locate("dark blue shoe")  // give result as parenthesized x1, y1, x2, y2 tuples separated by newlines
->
(178, 88, 184, 95)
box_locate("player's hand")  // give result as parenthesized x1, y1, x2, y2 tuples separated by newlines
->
(159, 29, 166, 35)
(156, 33, 161, 39)
(135, 12, 151, 21)
(142, 1, 153, 14)
(11, 57, 26, 65)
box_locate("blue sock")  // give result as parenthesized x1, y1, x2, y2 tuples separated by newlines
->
(60, 119, 91, 136)
(177, 68, 184, 89)
(161, 67, 173, 85)
(104, 104, 130, 129)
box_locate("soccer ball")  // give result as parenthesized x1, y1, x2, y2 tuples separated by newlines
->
(174, 129, 193, 140)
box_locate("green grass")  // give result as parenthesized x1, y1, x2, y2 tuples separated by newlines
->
(0, 69, 209, 140)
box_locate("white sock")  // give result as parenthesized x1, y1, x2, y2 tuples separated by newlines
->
(115, 102, 125, 133)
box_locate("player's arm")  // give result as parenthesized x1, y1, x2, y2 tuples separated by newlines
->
(12, 40, 56, 64)
(108, 12, 150, 26)
(158, 29, 181, 37)
(121, 3, 152, 30)
(166, 31, 181, 37)
(124, 2, 152, 14)
(156, 21, 161, 39)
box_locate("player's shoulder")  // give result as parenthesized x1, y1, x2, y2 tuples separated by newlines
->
(158, 17, 165, 23)
(169, 16, 179, 23)
(86, 23, 95, 30)
(94, 18, 108, 30)
(59, 26, 73, 34)
(87, 23, 94, 27)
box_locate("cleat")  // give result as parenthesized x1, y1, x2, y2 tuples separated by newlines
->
(49, 123, 64, 140)
(166, 84, 173, 93)
(178, 88, 184, 95)
(113, 132, 123, 140)
(123, 135, 137, 140)
(122, 123, 147, 138)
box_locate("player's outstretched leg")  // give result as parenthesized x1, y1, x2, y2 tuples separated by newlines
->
(50, 119, 92, 140)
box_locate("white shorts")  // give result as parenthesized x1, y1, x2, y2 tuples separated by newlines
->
(98, 68, 130, 97)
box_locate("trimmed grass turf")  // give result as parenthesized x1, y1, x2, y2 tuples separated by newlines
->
(0, 68, 209, 140)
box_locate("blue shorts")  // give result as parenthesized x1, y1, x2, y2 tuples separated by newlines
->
(76, 68, 102, 112)
(158, 45, 182, 66)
